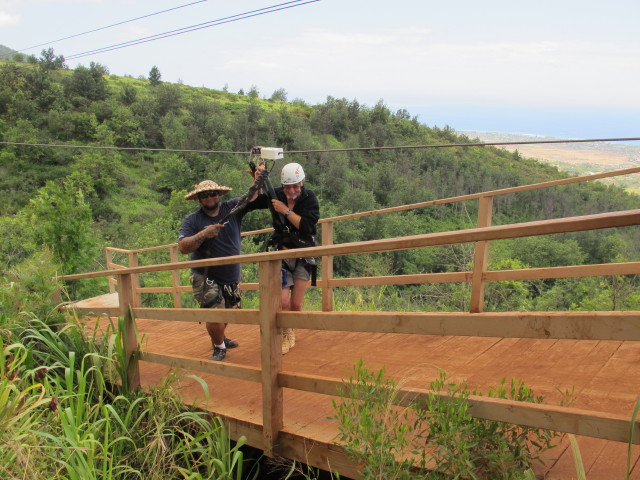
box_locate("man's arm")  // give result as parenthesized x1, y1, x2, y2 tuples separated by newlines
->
(178, 224, 222, 254)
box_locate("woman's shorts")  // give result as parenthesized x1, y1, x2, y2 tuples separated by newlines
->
(281, 257, 314, 288)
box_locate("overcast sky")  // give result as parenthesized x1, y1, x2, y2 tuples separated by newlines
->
(2, 0, 639, 139)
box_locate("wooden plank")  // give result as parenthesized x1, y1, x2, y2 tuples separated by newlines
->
(140, 351, 261, 383)
(544, 436, 607, 480)
(329, 271, 470, 287)
(278, 311, 640, 341)
(486, 261, 640, 281)
(71, 306, 121, 317)
(277, 431, 359, 479)
(136, 286, 191, 294)
(131, 307, 260, 325)
(259, 260, 284, 455)
(586, 440, 640, 478)
(290, 261, 640, 289)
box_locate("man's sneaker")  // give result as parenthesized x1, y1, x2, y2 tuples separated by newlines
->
(281, 332, 291, 355)
(224, 337, 239, 349)
(210, 347, 226, 361)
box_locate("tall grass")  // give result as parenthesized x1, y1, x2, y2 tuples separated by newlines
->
(0, 305, 267, 479)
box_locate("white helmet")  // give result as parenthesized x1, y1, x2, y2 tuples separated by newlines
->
(281, 162, 305, 185)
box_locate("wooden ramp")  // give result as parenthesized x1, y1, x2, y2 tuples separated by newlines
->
(77, 292, 640, 480)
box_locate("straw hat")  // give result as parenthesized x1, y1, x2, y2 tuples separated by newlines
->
(184, 180, 232, 200)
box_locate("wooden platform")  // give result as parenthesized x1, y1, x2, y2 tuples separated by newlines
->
(80, 308, 638, 479)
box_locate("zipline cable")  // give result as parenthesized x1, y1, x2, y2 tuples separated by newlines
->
(1, 137, 639, 155)
(65, 0, 319, 60)
(11, 0, 212, 56)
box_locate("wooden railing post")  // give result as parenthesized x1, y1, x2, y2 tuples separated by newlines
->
(259, 259, 284, 455)
(117, 273, 140, 391)
(470, 196, 494, 313)
(169, 246, 182, 308)
(321, 221, 334, 312)
(127, 251, 141, 307)
(105, 247, 116, 293)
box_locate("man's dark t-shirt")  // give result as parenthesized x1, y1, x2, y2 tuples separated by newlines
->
(178, 197, 261, 284)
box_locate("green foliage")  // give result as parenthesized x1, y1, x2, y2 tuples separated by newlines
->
(148, 65, 161, 85)
(0, 60, 638, 307)
(0, 249, 67, 327)
(333, 361, 561, 479)
(38, 48, 66, 71)
(24, 179, 98, 276)
(0, 302, 261, 479)
(333, 359, 416, 479)
(0, 340, 51, 479)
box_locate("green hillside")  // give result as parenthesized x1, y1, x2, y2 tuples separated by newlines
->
(1, 54, 638, 311)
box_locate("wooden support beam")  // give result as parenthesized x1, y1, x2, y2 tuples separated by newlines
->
(169, 246, 182, 308)
(278, 311, 640, 341)
(259, 260, 284, 456)
(127, 251, 141, 307)
(117, 273, 140, 391)
(140, 352, 261, 383)
(105, 248, 115, 294)
(470, 196, 493, 312)
(321, 221, 334, 312)
(132, 307, 260, 325)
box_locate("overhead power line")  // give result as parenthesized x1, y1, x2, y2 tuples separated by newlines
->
(65, 0, 320, 61)
(15, 0, 212, 54)
(1, 137, 639, 155)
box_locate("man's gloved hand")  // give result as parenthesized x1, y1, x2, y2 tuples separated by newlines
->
(202, 224, 222, 239)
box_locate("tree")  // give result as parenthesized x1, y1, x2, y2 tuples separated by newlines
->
(68, 64, 107, 101)
(38, 48, 66, 70)
(148, 65, 162, 85)
(24, 179, 97, 277)
(270, 88, 288, 102)
(248, 85, 259, 98)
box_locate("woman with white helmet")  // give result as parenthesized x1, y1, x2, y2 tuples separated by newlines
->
(254, 161, 320, 354)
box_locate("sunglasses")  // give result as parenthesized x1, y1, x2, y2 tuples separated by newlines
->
(198, 190, 220, 199)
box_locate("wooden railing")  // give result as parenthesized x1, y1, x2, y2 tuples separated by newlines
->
(104, 165, 640, 313)
(66, 166, 640, 470)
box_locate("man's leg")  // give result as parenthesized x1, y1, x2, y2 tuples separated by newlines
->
(206, 322, 225, 347)
(190, 272, 228, 361)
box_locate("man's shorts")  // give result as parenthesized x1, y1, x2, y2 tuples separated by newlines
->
(281, 258, 314, 288)
(190, 272, 240, 309)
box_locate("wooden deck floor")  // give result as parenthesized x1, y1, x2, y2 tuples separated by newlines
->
(80, 294, 640, 479)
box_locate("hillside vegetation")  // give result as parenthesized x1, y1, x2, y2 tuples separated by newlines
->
(1, 51, 638, 311)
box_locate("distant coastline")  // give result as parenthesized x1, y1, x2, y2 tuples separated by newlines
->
(456, 130, 640, 194)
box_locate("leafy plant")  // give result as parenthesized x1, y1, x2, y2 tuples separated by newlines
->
(332, 359, 415, 480)
(332, 361, 562, 479)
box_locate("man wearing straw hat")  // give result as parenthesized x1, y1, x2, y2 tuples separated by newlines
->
(178, 178, 262, 361)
